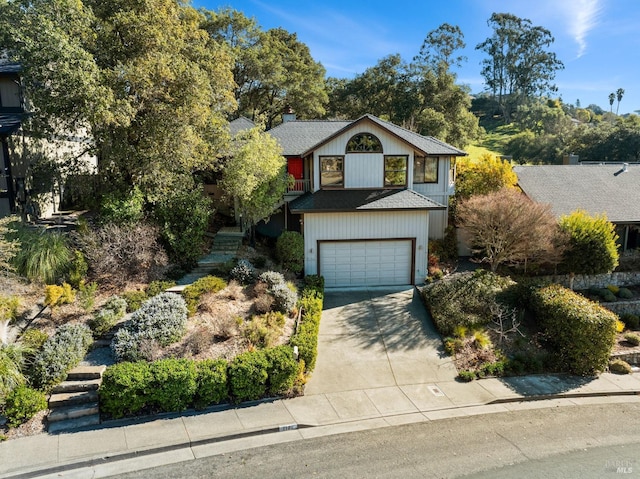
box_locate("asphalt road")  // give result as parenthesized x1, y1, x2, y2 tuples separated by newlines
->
(114, 402, 640, 479)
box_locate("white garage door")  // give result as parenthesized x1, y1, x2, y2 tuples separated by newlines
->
(319, 240, 413, 287)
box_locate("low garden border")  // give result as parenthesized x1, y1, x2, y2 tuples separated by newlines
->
(98, 275, 325, 420)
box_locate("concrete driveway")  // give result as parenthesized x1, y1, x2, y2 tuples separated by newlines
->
(305, 287, 458, 396)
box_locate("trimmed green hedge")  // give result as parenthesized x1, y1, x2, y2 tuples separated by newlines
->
(531, 284, 617, 375)
(228, 350, 269, 402)
(194, 359, 228, 409)
(99, 275, 325, 418)
(420, 270, 515, 336)
(290, 276, 324, 372)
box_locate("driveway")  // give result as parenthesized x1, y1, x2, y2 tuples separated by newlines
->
(304, 287, 458, 395)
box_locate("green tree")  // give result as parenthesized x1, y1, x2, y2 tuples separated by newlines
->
(457, 188, 564, 272)
(326, 25, 481, 149)
(476, 13, 564, 122)
(616, 88, 625, 115)
(454, 154, 517, 200)
(609, 92, 615, 114)
(559, 210, 619, 275)
(204, 10, 327, 128)
(0, 0, 236, 202)
(220, 124, 290, 241)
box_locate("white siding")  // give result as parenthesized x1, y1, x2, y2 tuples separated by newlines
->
(313, 121, 414, 191)
(302, 210, 429, 284)
(413, 156, 453, 239)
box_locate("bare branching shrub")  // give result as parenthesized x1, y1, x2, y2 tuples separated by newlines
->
(224, 281, 244, 301)
(458, 188, 566, 273)
(254, 293, 274, 314)
(185, 326, 214, 355)
(136, 338, 163, 362)
(75, 223, 168, 286)
(490, 303, 525, 344)
(213, 316, 240, 341)
(251, 281, 269, 298)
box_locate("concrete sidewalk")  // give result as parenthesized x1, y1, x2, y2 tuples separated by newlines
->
(2, 285, 640, 478)
(1, 373, 639, 478)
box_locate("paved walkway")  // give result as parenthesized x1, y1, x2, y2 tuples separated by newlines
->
(2, 288, 640, 478)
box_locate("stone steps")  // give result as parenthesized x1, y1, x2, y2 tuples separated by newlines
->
(49, 390, 99, 408)
(47, 365, 105, 434)
(51, 379, 101, 394)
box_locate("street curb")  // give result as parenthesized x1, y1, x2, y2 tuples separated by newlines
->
(4, 390, 640, 479)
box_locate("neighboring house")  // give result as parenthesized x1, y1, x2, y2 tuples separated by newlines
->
(0, 61, 97, 220)
(514, 163, 640, 252)
(268, 113, 466, 287)
(0, 62, 24, 217)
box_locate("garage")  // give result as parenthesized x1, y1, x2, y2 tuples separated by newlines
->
(319, 239, 413, 287)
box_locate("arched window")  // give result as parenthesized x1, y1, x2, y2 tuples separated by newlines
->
(346, 133, 383, 153)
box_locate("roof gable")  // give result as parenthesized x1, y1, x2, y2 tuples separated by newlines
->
(268, 114, 466, 157)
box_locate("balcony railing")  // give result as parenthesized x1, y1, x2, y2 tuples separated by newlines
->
(287, 179, 311, 194)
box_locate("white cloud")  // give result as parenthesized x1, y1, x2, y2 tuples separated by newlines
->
(562, 0, 604, 57)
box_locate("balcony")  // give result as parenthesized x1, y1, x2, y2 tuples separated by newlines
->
(286, 179, 311, 195)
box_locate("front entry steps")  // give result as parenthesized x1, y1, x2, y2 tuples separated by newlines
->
(174, 227, 245, 287)
(47, 365, 105, 433)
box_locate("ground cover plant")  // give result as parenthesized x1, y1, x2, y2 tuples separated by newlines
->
(421, 270, 623, 379)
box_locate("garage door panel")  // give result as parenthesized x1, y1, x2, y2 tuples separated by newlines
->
(320, 240, 412, 287)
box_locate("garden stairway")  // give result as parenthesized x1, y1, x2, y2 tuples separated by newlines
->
(175, 227, 245, 286)
(47, 365, 105, 433)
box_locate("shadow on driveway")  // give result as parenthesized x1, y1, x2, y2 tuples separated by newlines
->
(305, 287, 458, 395)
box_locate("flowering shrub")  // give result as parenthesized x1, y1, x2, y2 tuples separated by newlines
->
(258, 271, 285, 287)
(271, 282, 298, 314)
(230, 259, 256, 284)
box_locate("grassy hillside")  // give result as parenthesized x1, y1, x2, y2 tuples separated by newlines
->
(465, 124, 519, 162)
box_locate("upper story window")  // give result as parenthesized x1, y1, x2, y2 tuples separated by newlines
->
(320, 156, 344, 188)
(384, 155, 407, 187)
(346, 133, 383, 153)
(413, 156, 438, 183)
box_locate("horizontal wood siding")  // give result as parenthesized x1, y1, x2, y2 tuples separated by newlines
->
(303, 211, 429, 283)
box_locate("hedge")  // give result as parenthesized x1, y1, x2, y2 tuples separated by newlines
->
(420, 270, 515, 336)
(98, 275, 325, 418)
(289, 276, 325, 372)
(228, 350, 269, 402)
(194, 359, 228, 409)
(530, 284, 617, 375)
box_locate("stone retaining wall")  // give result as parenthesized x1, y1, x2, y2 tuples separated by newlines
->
(611, 351, 640, 366)
(600, 300, 640, 317)
(538, 272, 640, 290)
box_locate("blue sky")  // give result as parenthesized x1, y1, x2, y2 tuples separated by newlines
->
(197, 0, 640, 114)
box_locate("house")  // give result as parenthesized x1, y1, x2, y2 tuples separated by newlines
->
(514, 163, 640, 252)
(0, 61, 97, 220)
(267, 114, 466, 287)
(0, 62, 24, 216)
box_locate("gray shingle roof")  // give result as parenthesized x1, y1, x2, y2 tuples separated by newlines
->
(288, 188, 445, 213)
(268, 120, 351, 156)
(514, 164, 640, 223)
(228, 116, 254, 136)
(268, 114, 466, 157)
(363, 115, 467, 156)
